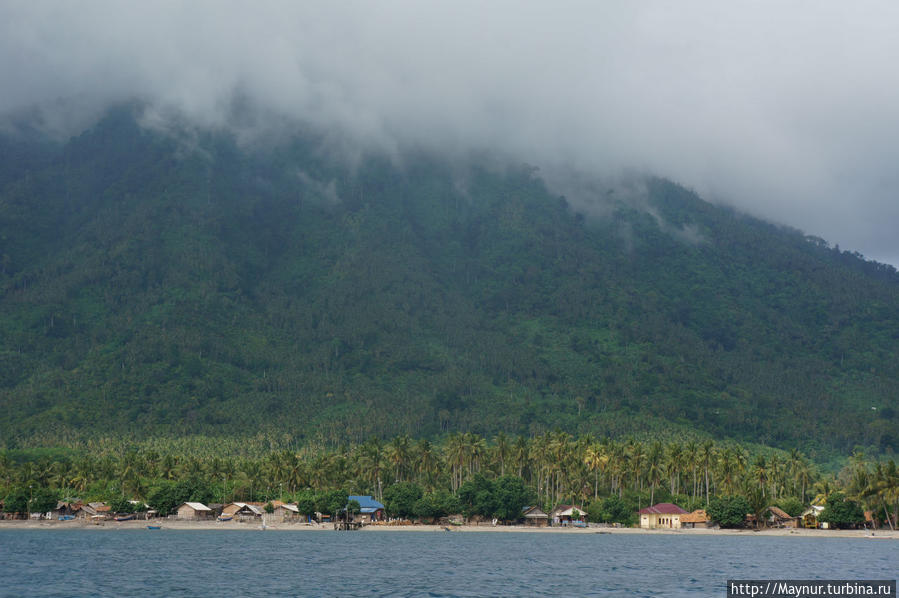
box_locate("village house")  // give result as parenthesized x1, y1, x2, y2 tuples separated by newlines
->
(51, 501, 83, 520)
(767, 506, 799, 528)
(349, 495, 385, 523)
(801, 505, 826, 529)
(221, 502, 265, 520)
(176, 502, 213, 520)
(521, 505, 549, 527)
(270, 501, 301, 522)
(78, 502, 111, 521)
(550, 505, 586, 526)
(680, 509, 712, 529)
(639, 503, 688, 529)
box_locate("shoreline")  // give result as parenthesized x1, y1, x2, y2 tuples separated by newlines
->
(1, 520, 896, 538)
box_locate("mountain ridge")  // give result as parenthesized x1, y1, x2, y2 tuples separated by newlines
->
(1, 106, 897, 459)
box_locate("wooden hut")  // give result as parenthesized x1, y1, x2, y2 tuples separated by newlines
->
(221, 502, 265, 520)
(176, 502, 213, 520)
(767, 506, 799, 528)
(521, 506, 549, 527)
(271, 502, 301, 522)
(680, 509, 712, 529)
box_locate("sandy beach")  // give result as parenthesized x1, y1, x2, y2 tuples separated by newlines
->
(2, 519, 897, 538)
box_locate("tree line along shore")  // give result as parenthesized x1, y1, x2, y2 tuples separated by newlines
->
(2, 433, 896, 530)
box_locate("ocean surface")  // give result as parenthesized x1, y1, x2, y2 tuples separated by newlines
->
(0, 529, 895, 597)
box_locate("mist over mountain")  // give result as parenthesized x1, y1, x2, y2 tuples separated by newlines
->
(4, 2, 899, 265)
(1, 105, 897, 460)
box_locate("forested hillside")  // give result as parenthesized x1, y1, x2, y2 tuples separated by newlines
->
(1, 105, 897, 459)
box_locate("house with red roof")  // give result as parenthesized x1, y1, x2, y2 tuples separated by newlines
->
(638, 503, 688, 529)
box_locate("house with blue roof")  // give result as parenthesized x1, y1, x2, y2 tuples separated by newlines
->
(349, 495, 385, 523)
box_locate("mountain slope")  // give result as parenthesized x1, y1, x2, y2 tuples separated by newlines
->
(1, 106, 897, 457)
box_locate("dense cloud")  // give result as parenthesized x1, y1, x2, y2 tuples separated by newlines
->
(2, 2, 899, 263)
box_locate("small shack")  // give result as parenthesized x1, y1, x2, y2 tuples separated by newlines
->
(221, 502, 265, 520)
(271, 502, 301, 522)
(767, 506, 799, 528)
(521, 506, 549, 527)
(176, 502, 213, 520)
(52, 501, 83, 520)
(78, 502, 111, 521)
(680, 509, 712, 529)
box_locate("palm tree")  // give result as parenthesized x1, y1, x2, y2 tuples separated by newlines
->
(606, 440, 626, 498)
(700, 440, 714, 505)
(444, 433, 466, 493)
(511, 436, 529, 480)
(584, 442, 607, 499)
(864, 460, 898, 530)
(493, 432, 510, 477)
(752, 455, 768, 497)
(415, 439, 439, 490)
(387, 435, 412, 482)
(646, 442, 664, 505)
(684, 440, 699, 501)
(627, 440, 646, 494)
(359, 438, 385, 499)
(811, 476, 835, 507)
(717, 447, 738, 496)
(665, 442, 683, 496)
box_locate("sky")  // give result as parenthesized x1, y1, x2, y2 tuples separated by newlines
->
(2, 1, 899, 264)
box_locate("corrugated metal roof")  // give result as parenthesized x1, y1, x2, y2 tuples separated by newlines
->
(183, 502, 212, 511)
(638, 503, 688, 515)
(551, 505, 585, 517)
(349, 496, 384, 510)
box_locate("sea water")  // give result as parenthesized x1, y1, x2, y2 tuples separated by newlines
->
(0, 530, 895, 597)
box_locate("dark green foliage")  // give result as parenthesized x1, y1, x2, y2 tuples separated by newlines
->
(147, 478, 214, 516)
(458, 474, 498, 519)
(493, 476, 532, 522)
(2, 106, 899, 455)
(744, 484, 769, 528)
(345, 499, 361, 518)
(707, 495, 751, 528)
(413, 490, 460, 521)
(819, 492, 865, 528)
(456, 474, 531, 521)
(294, 491, 316, 518)
(28, 486, 58, 515)
(3, 488, 28, 514)
(383, 482, 423, 519)
(264, 501, 274, 514)
(776, 497, 805, 518)
(316, 489, 349, 517)
(586, 495, 638, 525)
(109, 496, 135, 514)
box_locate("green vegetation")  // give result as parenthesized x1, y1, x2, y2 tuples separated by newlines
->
(2, 432, 897, 528)
(707, 496, 752, 528)
(0, 105, 898, 461)
(586, 496, 638, 526)
(819, 492, 865, 529)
